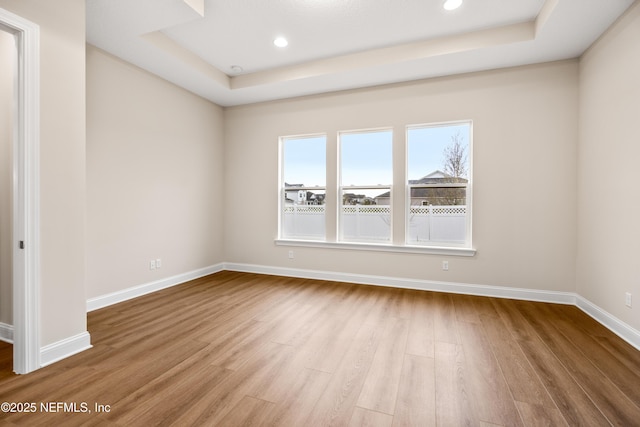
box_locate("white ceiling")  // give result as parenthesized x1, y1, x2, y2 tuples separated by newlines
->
(86, 0, 635, 107)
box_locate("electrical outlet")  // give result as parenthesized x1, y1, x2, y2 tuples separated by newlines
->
(625, 292, 632, 308)
(288, 250, 294, 259)
(442, 261, 449, 271)
(150, 260, 156, 270)
(156, 258, 162, 268)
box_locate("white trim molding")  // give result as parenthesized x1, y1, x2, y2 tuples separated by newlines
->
(224, 262, 640, 350)
(576, 296, 640, 351)
(40, 332, 91, 368)
(87, 263, 225, 312)
(0, 322, 13, 344)
(275, 239, 476, 257)
(224, 262, 576, 304)
(0, 7, 41, 375)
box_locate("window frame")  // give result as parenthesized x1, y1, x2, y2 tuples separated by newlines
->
(275, 122, 476, 257)
(405, 120, 473, 249)
(278, 133, 327, 241)
(338, 128, 394, 244)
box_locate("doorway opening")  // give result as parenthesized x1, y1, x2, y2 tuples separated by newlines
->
(0, 28, 14, 375)
(0, 7, 41, 375)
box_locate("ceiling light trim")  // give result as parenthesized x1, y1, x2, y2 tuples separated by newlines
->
(274, 37, 289, 48)
(443, 0, 463, 11)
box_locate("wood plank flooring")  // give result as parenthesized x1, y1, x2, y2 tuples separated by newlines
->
(0, 271, 639, 426)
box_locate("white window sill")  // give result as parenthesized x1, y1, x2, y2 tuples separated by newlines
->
(275, 239, 476, 257)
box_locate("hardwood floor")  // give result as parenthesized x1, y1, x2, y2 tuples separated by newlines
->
(0, 271, 638, 426)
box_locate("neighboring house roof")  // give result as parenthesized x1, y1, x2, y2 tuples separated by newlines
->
(375, 170, 468, 199)
(343, 193, 367, 200)
(409, 170, 468, 185)
(423, 170, 449, 179)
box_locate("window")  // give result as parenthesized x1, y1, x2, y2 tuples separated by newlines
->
(407, 122, 471, 247)
(280, 135, 326, 240)
(277, 122, 474, 256)
(339, 129, 392, 243)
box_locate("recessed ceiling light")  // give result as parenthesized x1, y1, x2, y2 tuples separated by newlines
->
(443, 0, 462, 11)
(230, 65, 243, 74)
(273, 37, 288, 48)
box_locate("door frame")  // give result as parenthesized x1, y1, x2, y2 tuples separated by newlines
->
(0, 7, 40, 375)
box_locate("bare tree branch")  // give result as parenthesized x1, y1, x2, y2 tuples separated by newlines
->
(443, 131, 468, 178)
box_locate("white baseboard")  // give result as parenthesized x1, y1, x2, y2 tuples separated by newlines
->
(223, 262, 577, 304)
(224, 262, 640, 351)
(40, 331, 92, 367)
(2, 325, 93, 366)
(87, 263, 225, 312)
(576, 296, 640, 351)
(0, 322, 13, 344)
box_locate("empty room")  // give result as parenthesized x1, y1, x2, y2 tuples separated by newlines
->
(0, 0, 639, 425)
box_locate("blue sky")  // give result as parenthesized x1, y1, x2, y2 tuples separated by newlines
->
(340, 130, 392, 186)
(283, 123, 469, 187)
(283, 135, 327, 186)
(407, 123, 470, 180)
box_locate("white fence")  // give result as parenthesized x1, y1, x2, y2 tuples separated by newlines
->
(282, 205, 326, 239)
(282, 204, 466, 243)
(341, 205, 391, 242)
(408, 205, 466, 243)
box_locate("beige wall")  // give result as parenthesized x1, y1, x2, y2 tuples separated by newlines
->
(0, 30, 12, 326)
(577, 1, 640, 331)
(86, 46, 225, 299)
(224, 61, 579, 293)
(0, 0, 87, 346)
